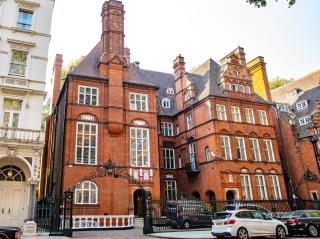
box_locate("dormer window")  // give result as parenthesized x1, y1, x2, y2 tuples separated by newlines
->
(299, 116, 310, 126)
(17, 10, 33, 30)
(162, 98, 170, 108)
(286, 90, 297, 99)
(167, 88, 175, 94)
(232, 69, 239, 77)
(296, 100, 308, 111)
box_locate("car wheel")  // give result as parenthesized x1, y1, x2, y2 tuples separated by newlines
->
(276, 225, 286, 239)
(307, 224, 319, 237)
(183, 220, 191, 229)
(237, 227, 249, 239)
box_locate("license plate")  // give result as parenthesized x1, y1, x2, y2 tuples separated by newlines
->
(216, 222, 223, 227)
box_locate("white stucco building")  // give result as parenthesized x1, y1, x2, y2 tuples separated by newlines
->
(0, 0, 54, 229)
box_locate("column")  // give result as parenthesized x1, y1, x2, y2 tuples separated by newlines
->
(27, 180, 37, 221)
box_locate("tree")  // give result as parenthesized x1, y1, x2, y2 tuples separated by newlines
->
(246, 0, 296, 8)
(42, 56, 84, 129)
(61, 56, 84, 83)
(269, 76, 294, 90)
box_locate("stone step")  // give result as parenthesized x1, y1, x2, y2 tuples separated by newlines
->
(134, 217, 144, 228)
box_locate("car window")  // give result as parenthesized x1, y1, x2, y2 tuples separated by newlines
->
(213, 213, 231, 220)
(306, 211, 320, 218)
(251, 211, 265, 220)
(236, 211, 254, 219)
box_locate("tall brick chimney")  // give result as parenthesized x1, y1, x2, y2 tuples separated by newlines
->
(99, 0, 127, 135)
(173, 55, 186, 110)
(51, 54, 63, 111)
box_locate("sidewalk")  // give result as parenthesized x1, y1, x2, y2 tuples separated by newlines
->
(149, 230, 212, 239)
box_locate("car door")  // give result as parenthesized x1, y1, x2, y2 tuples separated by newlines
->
(255, 211, 277, 236)
(237, 211, 259, 236)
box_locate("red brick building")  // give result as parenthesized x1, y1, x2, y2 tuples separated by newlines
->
(42, 0, 289, 229)
(271, 69, 320, 200)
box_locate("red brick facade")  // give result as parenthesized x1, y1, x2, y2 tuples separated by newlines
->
(43, 0, 289, 219)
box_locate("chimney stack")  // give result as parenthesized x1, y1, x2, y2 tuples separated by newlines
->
(51, 54, 63, 110)
(173, 54, 185, 79)
(124, 47, 130, 64)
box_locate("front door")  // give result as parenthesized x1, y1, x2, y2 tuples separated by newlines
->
(0, 182, 28, 226)
(0, 165, 28, 227)
(134, 189, 144, 217)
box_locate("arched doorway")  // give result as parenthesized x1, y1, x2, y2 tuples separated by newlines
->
(134, 189, 144, 217)
(0, 165, 28, 226)
(226, 190, 235, 202)
(192, 191, 200, 200)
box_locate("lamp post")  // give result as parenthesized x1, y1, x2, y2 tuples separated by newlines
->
(274, 103, 298, 210)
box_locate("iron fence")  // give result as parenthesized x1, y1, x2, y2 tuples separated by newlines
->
(147, 199, 320, 233)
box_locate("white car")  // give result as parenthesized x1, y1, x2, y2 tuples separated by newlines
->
(211, 210, 288, 239)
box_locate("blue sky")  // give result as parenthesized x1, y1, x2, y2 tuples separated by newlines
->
(47, 0, 320, 89)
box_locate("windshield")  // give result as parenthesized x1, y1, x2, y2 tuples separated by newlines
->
(213, 213, 232, 220)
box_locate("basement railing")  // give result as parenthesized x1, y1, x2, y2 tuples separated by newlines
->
(72, 215, 135, 230)
(0, 127, 41, 142)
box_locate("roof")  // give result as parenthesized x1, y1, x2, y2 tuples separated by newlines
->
(271, 69, 320, 139)
(71, 40, 270, 116)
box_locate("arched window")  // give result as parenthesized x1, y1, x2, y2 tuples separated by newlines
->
(167, 88, 175, 94)
(162, 98, 170, 108)
(0, 165, 25, 181)
(75, 181, 98, 204)
(232, 69, 239, 77)
(205, 147, 211, 162)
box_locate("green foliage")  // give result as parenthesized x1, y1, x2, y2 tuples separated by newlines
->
(41, 97, 51, 130)
(246, 0, 296, 8)
(269, 76, 294, 90)
(61, 56, 84, 81)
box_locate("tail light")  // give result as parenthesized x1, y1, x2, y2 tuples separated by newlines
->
(15, 231, 21, 239)
(224, 219, 236, 225)
(287, 218, 301, 225)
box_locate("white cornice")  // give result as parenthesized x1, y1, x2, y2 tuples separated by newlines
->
(15, 0, 40, 10)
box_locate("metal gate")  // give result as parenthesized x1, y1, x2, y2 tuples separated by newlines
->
(61, 190, 74, 237)
(36, 199, 52, 232)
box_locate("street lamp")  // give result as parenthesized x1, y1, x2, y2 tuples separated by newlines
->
(106, 158, 114, 176)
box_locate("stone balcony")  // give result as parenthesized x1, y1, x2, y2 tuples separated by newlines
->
(0, 127, 44, 144)
(0, 75, 29, 89)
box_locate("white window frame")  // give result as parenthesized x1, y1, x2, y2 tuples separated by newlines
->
(270, 175, 282, 200)
(9, 49, 28, 77)
(249, 138, 261, 161)
(161, 122, 173, 136)
(299, 116, 311, 126)
(167, 88, 175, 94)
(75, 122, 98, 165)
(296, 100, 308, 111)
(165, 180, 177, 200)
(78, 85, 99, 106)
(2, 98, 23, 128)
(225, 83, 231, 91)
(161, 98, 171, 108)
(220, 135, 232, 160)
(130, 127, 150, 167)
(264, 139, 275, 162)
(184, 90, 192, 101)
(186, 114, 193, 130)
(17, 9, 33, 30)
(258, 110, 268, 125)
(129, 92, 148, 111)
(205, 147, 211, 162)
(231, 106, 241, 122)
(178, 156, 183, 168)
(216, 104, 227, 121)
(164, 148, 175, 169)
(255, 175, 268, 200)
(246, 86, 251, 94)
(245, 108, 255, 124)
(232, 84, 238, 92)
(310, 190, 319, 200)
(236, 137, 247, 161)
(74, 181, 98, 205)
(240, 174, 253, 200)
(239, 85, 245, 93)
(189, 142, 197, 168)
(286, 90, 297, 99)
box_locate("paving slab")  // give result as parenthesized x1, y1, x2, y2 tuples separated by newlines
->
(149, 230, 213, 239)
